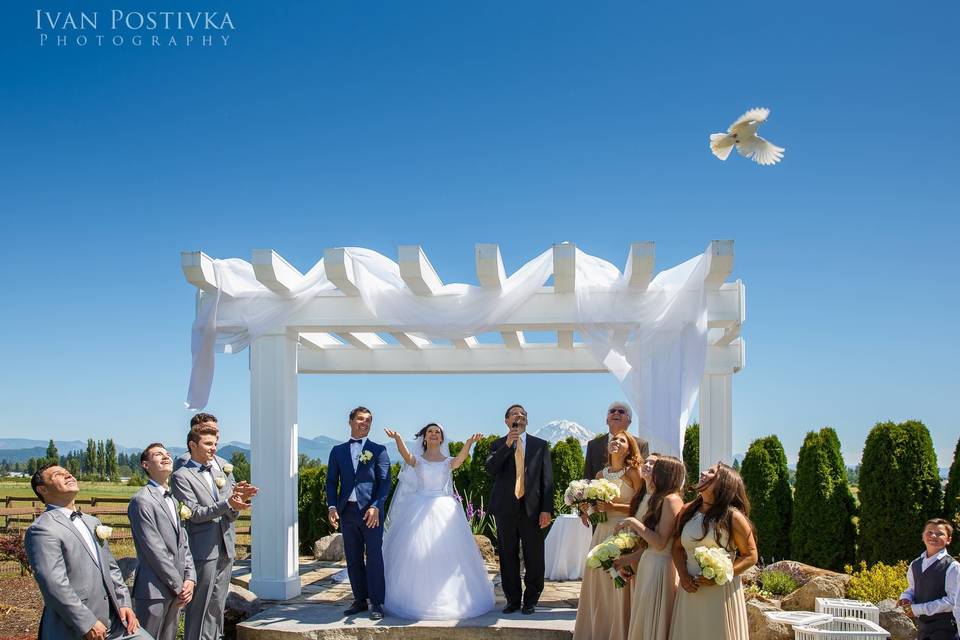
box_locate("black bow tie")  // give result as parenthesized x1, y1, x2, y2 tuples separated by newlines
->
(69, 510, 82, 521)
(349, 439, 363, 444)
(198, 464, 212, 473)
(163, 490, 172, 498)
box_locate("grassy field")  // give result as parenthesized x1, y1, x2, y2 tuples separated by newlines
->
(0, 480, 139, 500)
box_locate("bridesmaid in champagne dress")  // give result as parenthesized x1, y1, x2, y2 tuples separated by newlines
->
(614, 454, 686, 640)
(668, 463, 758, 640)
(573, 432, 644, 640)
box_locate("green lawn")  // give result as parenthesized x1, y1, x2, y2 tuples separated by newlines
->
(0, 481, 139, 500)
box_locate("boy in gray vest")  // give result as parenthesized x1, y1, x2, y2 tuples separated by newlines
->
(897, 518, 959, 640)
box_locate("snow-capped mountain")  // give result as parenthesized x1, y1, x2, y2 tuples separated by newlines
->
(532, 420, 596, 447)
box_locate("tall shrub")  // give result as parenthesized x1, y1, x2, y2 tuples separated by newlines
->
(859, 420, 942, 564)
(740, 435, 792, 561)
(944, 437, 960, 554)
(468, 435, 499, 507)
(297, 465, 329, 553)
(551, 437, 585, 515)
(682, 423, 700, 502)
(791, 428, 857, 569)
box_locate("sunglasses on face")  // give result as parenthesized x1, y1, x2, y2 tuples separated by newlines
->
(608, 408, 627, 415)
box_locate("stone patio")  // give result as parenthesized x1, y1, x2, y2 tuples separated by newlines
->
(232, 557, 580, 639)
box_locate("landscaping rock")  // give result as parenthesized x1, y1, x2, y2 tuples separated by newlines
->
(746, 599, 793, 640)
(765, 560, 846, 585)
(474, 534, 496, 563)
(313, 533, 344, 561)
(223, 584, 262, 637)
(780, 574, 847, 611)
(116, 557, 138, 587)
(877, 599, 917, 640)
(740, 564, 762, 586)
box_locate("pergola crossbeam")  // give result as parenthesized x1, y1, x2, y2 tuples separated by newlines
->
(624, 241, 655, 289)
(476, 244, 525, 349)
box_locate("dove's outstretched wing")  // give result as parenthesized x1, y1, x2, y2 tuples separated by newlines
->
(736, 135, 784, 165)
(728, 107, 770, 133)
(710, 133, 736, 160)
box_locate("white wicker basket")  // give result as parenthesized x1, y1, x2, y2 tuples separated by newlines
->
(764, 611, 833, 627)
(815, 597, 881, 624)
(793, 617, 890, 640)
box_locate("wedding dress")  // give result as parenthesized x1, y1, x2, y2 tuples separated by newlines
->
(383, 452, 496, 620)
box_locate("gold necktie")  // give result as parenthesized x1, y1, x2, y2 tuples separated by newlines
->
(514, 438, 525, 499)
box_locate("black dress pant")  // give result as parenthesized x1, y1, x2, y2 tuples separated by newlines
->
(494, 507, 545, 607)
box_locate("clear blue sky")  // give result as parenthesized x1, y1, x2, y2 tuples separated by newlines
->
(1, 1, 957, 466)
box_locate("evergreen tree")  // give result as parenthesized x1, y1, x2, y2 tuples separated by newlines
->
(551, 437, 585, 515)
(66, 457, 81, 477)
(96, 440, 105, 479)
(732, 458, 741, 472)
(84, 438, 96, 474)
(467, 435, 499, 507)
(45, 440, 58, 464)
(682, 423, 700, 501)
(105, 440, 118, 480)
(858, 420, 942, 564)
(230, 451, 251, 483)
(941, 437, 960, 553)
(740, 435, 792, 562)
(791, 428, 857, 569)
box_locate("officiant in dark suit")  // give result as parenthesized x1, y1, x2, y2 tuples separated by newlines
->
(486, 404, 554, 615)
(583, 401, 649, 481)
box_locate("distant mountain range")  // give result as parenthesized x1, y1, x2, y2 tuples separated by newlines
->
(531, 420, 595, 448)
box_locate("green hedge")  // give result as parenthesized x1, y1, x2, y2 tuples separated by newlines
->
(682, 423, 700, 502)
(741, 435, 792, 561)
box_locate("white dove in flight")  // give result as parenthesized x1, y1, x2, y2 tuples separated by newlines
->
(710, 108, 785, 165)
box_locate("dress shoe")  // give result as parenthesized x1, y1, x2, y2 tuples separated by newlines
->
(343, 600, 368, 615)
(370, 604, 384, 620)
(502, 603, 522, 614)
(521, 604, 536, 615)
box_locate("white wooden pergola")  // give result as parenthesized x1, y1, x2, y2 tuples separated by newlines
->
(180, 241, 744, 600)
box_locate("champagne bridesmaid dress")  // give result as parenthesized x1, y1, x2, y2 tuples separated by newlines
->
(626, 494, 678, 640)
(573, 470, 637, 640)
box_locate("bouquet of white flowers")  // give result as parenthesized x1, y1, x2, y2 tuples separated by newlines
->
(692, 545, 734, 585)
(563, 478, 621, 525)
(585, 531, 640, 588)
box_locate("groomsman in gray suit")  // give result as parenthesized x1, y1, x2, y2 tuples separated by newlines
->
(174, 413, 219, 472)
(128, 443, 197, 640)
(171, 423, 258, 640)
(25, 463, 154, 640)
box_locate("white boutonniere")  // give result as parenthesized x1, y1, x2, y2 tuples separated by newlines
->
(215, 476, 226, 489)
(179, 504, 192, 520)
(222, 463, 234, 475)
(95, 525, 113, 542)
(358, 450, 373, 464)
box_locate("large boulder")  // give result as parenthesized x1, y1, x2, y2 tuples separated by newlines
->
(474, 534, 496, 563)
(764, 560, 847, 586)
(740, 564, 762, 587)
(223, 584, 262, 637)
(313, 533, 345, 561)
(116, 557, 138, 587)
(780, 574, 848, 611)
(746, 599, 793, 640)
(877, 599, 917, 640)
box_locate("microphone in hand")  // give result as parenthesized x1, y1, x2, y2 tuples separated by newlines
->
(510, 420, 521, 449)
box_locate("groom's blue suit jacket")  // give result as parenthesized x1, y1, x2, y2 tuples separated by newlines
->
(326, 440, 391, 514)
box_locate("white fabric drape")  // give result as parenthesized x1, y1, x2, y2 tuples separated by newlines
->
(185, 246, 712, 457)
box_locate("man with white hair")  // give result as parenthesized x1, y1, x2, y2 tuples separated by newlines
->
(583, 401, 649, 481)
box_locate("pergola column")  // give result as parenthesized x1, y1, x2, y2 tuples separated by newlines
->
(248, 332, 300, 600)
(699, 373, 733, 472)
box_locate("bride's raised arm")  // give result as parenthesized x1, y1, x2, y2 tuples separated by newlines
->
(385, 429, 417, 466)
(450, 433, 484, 470)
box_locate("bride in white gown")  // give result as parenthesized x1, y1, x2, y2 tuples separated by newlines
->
(382, 424, 496, 620)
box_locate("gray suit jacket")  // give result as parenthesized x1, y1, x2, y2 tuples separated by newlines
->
(128, 484, 197, 599)
(584, 432, 650, 481)
(170, 456, 238, 562)
(26, 508, 132, 639)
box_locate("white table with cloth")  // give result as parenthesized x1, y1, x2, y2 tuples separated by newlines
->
(544, 514, 594, 580)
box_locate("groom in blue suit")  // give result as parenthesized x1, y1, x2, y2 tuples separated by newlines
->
(326, 406, 391, 619)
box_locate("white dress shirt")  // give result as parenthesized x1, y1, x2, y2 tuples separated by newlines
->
(47, 504, 100, 567)
(148, 479, 180, 526)
(187, 458, 220, 497)
(899, 548, 960, 617)
(348, 436, 367, 503)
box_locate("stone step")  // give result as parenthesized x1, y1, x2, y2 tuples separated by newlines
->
(238, 602, 575, 639)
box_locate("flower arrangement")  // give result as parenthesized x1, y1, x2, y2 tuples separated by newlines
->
(586, 531, 640, 588)
(693, 545, 734, 585)
(563, 478, 620, 524)
(358, 450, 373, 464)
(222, 463, 234, 475)
(179, 504, 193, 520)
(214, 476, 226, 489)
(95, 525, 113, 542)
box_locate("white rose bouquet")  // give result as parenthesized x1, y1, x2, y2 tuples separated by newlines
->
(95, 525, 113, 542)
(692, 545, 734, 585)
(564, 478, 621, 525)
(585, 531, 640, 588)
